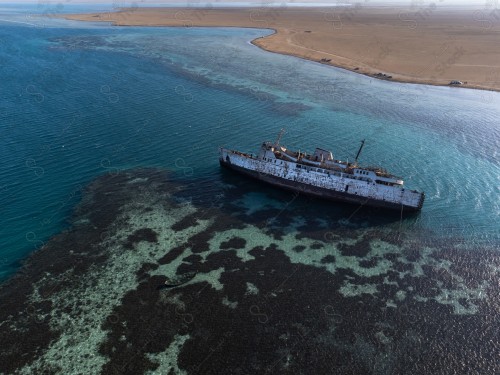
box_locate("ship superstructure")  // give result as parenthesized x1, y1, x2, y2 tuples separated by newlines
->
(219, 131, 424, 211)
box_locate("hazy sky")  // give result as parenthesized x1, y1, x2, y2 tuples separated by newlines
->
(1, 0, 494, 4)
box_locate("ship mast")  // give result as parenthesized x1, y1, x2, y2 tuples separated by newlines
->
(274, 128, 286, 147)
(354, 139, 365, 165)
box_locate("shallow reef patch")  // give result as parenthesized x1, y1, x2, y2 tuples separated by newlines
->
(0, 168, 498, 375)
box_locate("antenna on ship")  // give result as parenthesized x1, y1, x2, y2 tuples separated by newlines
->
(274, 128, 286, 147)
(354, 139, 365, 165)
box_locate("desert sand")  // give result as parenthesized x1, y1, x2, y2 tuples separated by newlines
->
(63, 6, 500, 91)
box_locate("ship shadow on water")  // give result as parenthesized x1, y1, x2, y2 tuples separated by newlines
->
(215, 167, 417, 227)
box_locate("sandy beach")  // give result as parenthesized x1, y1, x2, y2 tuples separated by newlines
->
(64, 6, 500, 91)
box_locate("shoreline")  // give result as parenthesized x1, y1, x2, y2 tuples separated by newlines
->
(248, 29, 498, 93)
(60, 6, 500, 92)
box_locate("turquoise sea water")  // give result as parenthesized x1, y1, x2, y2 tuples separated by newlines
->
(0, 4, 499, 374)
(1, 4, 499, 281)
